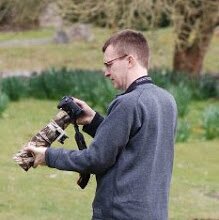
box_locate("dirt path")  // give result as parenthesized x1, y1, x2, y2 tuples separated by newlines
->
(0, 38, 51, 48)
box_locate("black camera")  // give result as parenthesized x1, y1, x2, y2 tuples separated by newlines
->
(57, 96, 83, 120)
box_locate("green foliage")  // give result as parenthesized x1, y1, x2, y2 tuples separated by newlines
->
(168, 83, 192, 118)
(149, 69, 172, 88)
(194, 74, 219, 100)
(0, 90, 9, 117)
(150, 69, 193, 118)
(176, 119, 190, 142)
(1, 68, 116, 112)
(1, 76, 29, 101)
(1, 68, 218, 115)
(149, 69, 218, 101)
(149, 69, 192, 90)
(202, 105, 219, 140)
(29, 68, 117, 111)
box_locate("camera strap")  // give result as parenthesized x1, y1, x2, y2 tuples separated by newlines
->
(73, 120, 90, 189)
(125, 75, 153, 94)
(117, 75, 153, 97)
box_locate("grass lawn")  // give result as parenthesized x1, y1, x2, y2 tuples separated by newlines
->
(0, 27, 218, 73)
(0, 99, 218, 220)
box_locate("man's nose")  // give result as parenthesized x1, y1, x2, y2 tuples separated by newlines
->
(103, 68, 111, 77)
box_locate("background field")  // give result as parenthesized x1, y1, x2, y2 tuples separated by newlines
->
(0, 99, 218, 220)
(0, 25, 219, 220)
(0, 27, 218, 74)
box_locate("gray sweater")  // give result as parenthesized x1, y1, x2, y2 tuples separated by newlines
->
(45, 82, 177, 220)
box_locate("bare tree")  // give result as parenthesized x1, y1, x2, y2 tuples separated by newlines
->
(0, 0, 50, 30)
(57, 0, 169, 30)
(166, 0, 219, 76)
(58, 0, 218, 76)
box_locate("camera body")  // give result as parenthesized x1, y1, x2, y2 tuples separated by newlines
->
(57, 96, 83, 120)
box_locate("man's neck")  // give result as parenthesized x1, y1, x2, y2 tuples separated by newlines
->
(125, 69, 148, 90)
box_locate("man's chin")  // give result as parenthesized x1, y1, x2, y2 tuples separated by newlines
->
(112, 82, 119, 89)
(111, 80, 122, 90)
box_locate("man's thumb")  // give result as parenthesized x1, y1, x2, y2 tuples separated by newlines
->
(24, 145, 36, 154)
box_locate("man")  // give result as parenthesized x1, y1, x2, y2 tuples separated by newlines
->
(26, 29, 177, 220)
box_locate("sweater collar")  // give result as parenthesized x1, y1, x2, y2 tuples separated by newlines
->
(118, 75, 153, 96)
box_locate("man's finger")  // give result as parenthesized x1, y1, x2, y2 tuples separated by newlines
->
(73, 98, 85, 108)
(33, 159, 39, 168)
(24, 145, 36, 154)
(72, 97, 83, 102)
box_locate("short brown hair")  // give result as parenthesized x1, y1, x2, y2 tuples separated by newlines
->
(102, 29, 150, 69)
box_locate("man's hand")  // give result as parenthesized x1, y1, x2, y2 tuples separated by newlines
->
(24, 144, 47, 168)
(73, 97, 96, 125)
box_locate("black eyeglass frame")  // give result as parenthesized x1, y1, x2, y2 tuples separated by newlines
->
(104, 54, 128, 69)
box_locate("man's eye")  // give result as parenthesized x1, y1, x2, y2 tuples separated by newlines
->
(105, 63, 112, 68)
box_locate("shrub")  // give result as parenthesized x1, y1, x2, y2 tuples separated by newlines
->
(168, 83, 192, 118)
(195, 75, 219, 100)
(149, 69, 172, 89)
(0, 68, 117, 113)
(0, 91, 9, 117)
(1, 68, 217, 115)
(1, 76, 28, 101)
(202, 105, 219, 140)
(29, 74, 49, 99)
(28, 68, 117, 112)
(176, 119, 190, 142)
(149, 69, 219, 101)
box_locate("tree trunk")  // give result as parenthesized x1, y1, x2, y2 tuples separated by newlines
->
(172, 0, 218, 76)
(173, 47, 201, 76)
(173, 27, 214, 76)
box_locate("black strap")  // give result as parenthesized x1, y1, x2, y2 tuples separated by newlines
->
(125, 75, 153, 94)
(117, 75, 153, 97)
(73, 123, 87, 150)
(73, 120, 90, 189)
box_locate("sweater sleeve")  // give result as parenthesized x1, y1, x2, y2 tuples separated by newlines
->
(82, 112, 104, 138)
(45, 99, 141, 174)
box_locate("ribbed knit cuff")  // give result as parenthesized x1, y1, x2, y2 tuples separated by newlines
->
(82, 112, 104, 138)
(45, 147, 60, 168)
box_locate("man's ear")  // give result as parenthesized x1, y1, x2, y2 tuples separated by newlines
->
(127, 55, 136, 68)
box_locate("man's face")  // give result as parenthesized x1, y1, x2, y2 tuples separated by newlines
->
(103, 45, 128, 90)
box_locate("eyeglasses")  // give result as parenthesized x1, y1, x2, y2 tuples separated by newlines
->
(104, 54, 128, 69)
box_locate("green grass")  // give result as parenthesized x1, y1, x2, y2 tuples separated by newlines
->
(170, 140, 219, 219)
(0, 99, 219, 219)
(0, 27, 218, 73)
(0, 28, 54, 41)
(0, 99, 95, 220)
